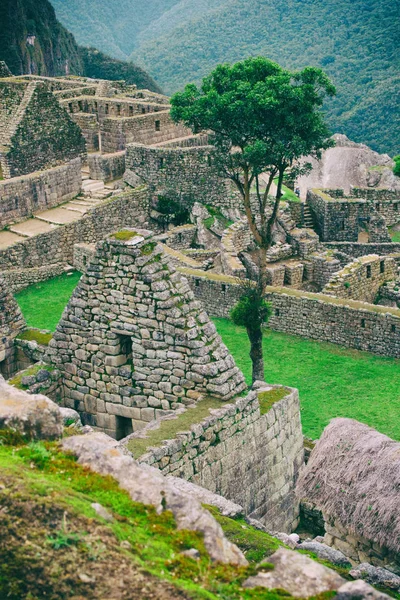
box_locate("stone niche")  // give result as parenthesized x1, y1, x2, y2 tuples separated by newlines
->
(47, 229, 247, 438)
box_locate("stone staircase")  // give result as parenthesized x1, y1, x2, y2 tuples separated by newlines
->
(3, 82, 37, 146)
(303, 203, 314, 228)
(1, 168, 113, 246)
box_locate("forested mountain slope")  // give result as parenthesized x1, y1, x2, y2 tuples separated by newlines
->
(0, 0, 161, 92)
(50, 0, 399, 155)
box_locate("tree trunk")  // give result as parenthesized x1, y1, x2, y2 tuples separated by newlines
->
(247, 326, 265, 383)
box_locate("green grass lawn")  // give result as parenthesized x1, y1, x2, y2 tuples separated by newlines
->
(15, 274, 400, 441)
(213, 318, 400, 441)
(15, 271, 81, 331)
(389, 226, 400, 242)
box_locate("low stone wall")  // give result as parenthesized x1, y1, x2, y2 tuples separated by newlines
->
(0, 158, 82, 227)
(323, 242, 400, 258)
(0, 263, 67, 293)
(322, 255, 397, 303)
(137, 386, 304, 532)
(102, 111, 189, 152)
(165, 224, 196, 250)
(180, 269, 400, 358)
(0, 187, 150, 270)
(87, 151, 126, 181)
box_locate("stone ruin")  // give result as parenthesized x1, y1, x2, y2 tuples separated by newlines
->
(47, 229, 247, 437)
(0, 277, 25, 378)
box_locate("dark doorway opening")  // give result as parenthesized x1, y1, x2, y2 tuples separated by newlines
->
(116, 415, 133, 440)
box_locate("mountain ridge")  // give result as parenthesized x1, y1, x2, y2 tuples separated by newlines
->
(49, 0, 399, 155)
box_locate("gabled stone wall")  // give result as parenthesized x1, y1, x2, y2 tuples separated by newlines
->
(47, 230, 247, 437)
(3, 81, 86, 178)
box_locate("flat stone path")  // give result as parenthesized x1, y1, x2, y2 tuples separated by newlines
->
(9, 219, 58, 237)
(0, 230, 24, 249)
(0, 171, 112, 250)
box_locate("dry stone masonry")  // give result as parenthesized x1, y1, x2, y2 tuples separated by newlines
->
(0, 277, 25, 377)
(47, 230, 247, 437)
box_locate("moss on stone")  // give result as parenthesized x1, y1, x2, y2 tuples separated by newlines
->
(258, 387, 290, 415)
(111, 229, 138, 241)
(17, 329, 53, 346)
(9, 364, 55, 390)
(140, 241, 157, 255)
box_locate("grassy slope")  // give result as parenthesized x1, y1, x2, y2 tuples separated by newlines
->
(0, 439, 295, 600)
(213, 318, 400, 441)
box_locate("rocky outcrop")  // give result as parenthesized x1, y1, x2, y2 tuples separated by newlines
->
(297, 134, 400, 198)
(0, 375, 62, 439)
(62, 432, 247, 566)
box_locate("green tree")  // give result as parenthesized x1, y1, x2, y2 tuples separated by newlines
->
(231, 278, 272, 383)
(393, 155, 400, 178)
(171, 56, 335, 381)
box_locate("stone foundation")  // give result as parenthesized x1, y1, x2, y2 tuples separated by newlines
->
(135, 386, 304, 532)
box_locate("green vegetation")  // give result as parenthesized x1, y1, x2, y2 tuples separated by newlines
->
(80, 46, 162, 92)
(16, 271, 81, 331)
(213, 318, 400, 441)
(389, 226, 400, 243)
(257, 387, 290, 415)
(17, 328, 53, 345)
(0, 439, 294, 599)
(128, 397, 229, 459)
(8, 363, 55, 390)
(112, 229, 139, 241)
(0, 0, 161, 91)
(52, 0, 399, 154)
(393, 155, 400, 178)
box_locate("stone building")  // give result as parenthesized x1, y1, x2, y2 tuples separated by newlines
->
(297, 418, 400, 570)
(307, 188, 399, 242)
(0, 277, 25, 377)
(47, 229, 247, 438)
(0, 79, 85, 178)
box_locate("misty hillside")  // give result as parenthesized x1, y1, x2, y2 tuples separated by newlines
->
(50, 0, 400, 155)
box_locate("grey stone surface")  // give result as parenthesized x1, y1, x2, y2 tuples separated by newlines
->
(0, 375, 62, 439)
(336, 580, 392, 600)
(62, 432, 247, 566)
(243, 548, 345, 597)
(298, 541, 351, 568)
(349, 564, 400, 591)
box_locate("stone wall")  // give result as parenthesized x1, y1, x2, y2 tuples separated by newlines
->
(136, 385, 304, 532)
(88, 151, 126, 181)
(307, 189, 400, 242)
(323, 242, 400, 258)
(322, 255, 397, 303)
(3, 81, 86, 178)
(70, 113, 99, 151)
(125, 143, 237, 210)
(0, 278, 25, 378)
(0, 158, 82, 227)
(47, 231, 247, 438)
(0, 187, 150, 270)
(180, 269, 400, 358)
(73, 243, 96, 272)
(102, 111, 189, 153)
(0, 263, 67, 293)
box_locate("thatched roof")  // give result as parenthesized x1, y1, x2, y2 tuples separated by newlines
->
(296, 418, 400, 554)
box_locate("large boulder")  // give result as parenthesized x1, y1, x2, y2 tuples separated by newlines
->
(336, 580, 392, 599)
(243, 547, 344, 597)
(0, 376, 62, 440)
(62, 432, 247, 566)
(297, 541, 351, 568)
(349, 564, 400, 592)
